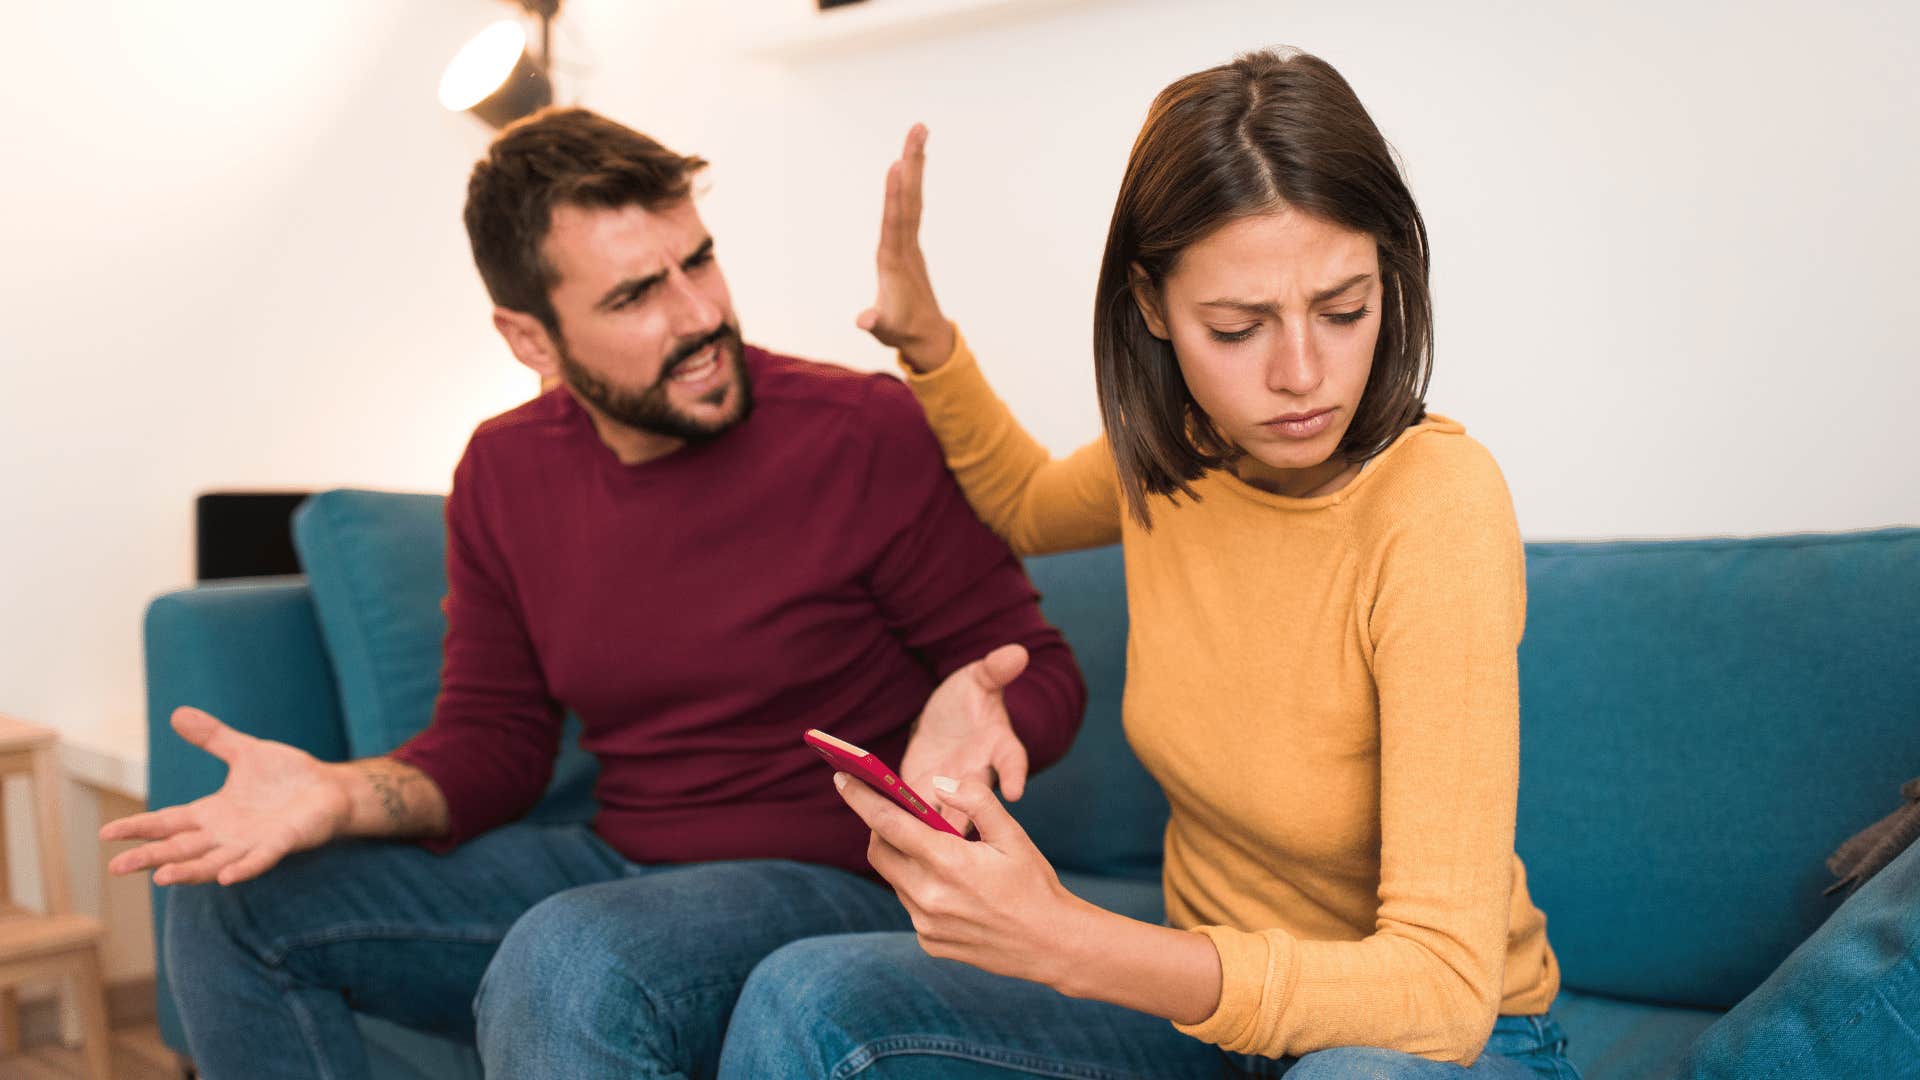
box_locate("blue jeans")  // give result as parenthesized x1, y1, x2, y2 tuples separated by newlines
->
(1675, 835, 1920, 1078)
(718, 932, 1582, 1079)
(165, 823, 909, 1079)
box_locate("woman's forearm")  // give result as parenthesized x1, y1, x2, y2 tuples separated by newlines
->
(1046, 898, 1223, 1026)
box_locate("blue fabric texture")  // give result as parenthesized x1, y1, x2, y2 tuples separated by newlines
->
(290, 489, 597, 825)
(719, 933, 1581, 1078)
(1674, 835, 1920, 1078)
(143, 579, 349, 1054)
(1014, 545, 1169, 881)
(1515, 529, 1920, 1010)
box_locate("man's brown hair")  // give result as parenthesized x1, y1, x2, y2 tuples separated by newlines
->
(464, 107, 708, 336)
(1094, 49, 1433, 527)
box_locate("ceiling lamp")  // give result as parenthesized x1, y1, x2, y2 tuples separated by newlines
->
(439, 2, 559, 129)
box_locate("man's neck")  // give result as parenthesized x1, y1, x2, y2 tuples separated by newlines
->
(568, 389, 686, 466)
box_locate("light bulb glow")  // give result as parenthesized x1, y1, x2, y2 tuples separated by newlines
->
(439, 21, 529, 112)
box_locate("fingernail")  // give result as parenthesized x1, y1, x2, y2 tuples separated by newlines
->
(833, 772, 848, 791)
(931, 776, 958, 794)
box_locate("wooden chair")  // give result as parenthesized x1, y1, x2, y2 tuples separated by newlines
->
(0, 714, 111, 1080)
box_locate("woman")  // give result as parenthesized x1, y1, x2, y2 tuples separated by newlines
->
(720, 49, 1576, 1078)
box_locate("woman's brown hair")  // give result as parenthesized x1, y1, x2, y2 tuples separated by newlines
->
(1094, 49, 1433, 526)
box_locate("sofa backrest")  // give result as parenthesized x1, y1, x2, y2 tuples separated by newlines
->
(1014, 547, 1169, 880)
(1514, 529, 1920, 1008)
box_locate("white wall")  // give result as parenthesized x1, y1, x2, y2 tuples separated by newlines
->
(3, 0, 1916, 780)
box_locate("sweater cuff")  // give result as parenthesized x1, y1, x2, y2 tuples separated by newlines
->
(1173, 925, 1297, 1054)
(896, 321, 976, 388)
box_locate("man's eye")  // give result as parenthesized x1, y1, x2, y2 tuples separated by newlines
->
(1209, 326, 1257, 344)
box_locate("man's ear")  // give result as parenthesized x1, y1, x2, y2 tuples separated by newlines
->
(1128, 264, 1171, 341)
(493, 307, 562, 383)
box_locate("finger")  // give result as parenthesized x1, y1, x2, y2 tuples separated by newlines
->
(836, 773, 938, 857)
(990, 736, 1030, 802)
(856, 308, 879, 332)
(171, 706, 250, 764)
(930, 769, 992, 832)
(971, 644, 1030, 693)
(217, 839, 290, 886)
(929, 777, 1029, 849)
(902, 123, 927, 235)
(153, 844, 247, 887)
(865, 828, 927, 892)
(108, 832, 215, 876)
(99, 804, 197, 843)
(880, 159, 906, 258)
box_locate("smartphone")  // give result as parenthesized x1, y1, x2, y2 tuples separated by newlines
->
(804, 729, 965, 837)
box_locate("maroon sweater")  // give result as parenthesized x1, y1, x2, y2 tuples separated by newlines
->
(391, 345, 1085, 875)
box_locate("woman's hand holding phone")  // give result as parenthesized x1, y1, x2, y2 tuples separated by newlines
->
(833, 771, 1090, 990)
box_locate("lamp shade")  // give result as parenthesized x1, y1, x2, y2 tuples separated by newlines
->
(439, 20, 551, 128)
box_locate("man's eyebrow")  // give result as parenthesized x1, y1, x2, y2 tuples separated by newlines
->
(1198, 273, 1375, 314)
(593, 236, 716, 311)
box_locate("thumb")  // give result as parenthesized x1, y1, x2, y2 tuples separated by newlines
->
(970, 644, 1029, 694)
(930, 776, 1026, 848)
(171, 706, 246, 763)
(856, 308, 879, 333)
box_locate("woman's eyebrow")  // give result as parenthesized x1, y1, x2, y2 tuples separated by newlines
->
(1199, 273, 1375, 313)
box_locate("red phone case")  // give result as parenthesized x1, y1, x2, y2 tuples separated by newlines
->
(804, 729, 964, 837)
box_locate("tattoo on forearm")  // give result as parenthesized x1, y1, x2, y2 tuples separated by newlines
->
(362, 762, 427, 826)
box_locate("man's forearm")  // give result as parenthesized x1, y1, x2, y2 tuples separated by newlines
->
(326, 757, 450, 839)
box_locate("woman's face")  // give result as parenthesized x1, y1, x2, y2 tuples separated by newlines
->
(1135, 207, 1383, 495)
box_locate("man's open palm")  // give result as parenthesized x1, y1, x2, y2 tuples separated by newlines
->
(100, 707, 348, 887)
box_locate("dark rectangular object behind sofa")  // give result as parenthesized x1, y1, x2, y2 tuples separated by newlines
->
(195, 491, 311, 580)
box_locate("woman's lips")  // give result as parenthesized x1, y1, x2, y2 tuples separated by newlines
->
(1261, 408, 1334, 439)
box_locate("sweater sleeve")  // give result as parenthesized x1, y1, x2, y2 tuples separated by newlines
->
(389, 441, 564, 851)
(858, 373, 1087, 773)
(1173, 456, 1528, 1066)
(898, 326, 1121, 556)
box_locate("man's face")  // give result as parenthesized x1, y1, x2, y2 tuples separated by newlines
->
(542, 198, 750, 442)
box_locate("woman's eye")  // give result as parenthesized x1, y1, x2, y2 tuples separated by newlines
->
(1325, 305, 1371, 325)
(1208, 326, 1257, 344)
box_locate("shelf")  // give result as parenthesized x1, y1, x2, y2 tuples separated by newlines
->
(740, 0, 1103, 61)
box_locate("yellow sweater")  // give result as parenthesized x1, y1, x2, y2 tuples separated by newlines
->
(902, 330, 1560, 1065)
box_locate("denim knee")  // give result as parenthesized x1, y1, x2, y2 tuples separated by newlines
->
(720, 939, 857, 1079)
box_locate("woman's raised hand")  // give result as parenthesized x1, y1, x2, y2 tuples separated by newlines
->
(857, 124, 956, 373)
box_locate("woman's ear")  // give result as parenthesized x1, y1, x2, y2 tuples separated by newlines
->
(1129, 264, 1171, 341)
(492, 307, 563, 383)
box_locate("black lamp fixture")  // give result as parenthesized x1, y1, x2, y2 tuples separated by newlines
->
(439, 0, 561, 128)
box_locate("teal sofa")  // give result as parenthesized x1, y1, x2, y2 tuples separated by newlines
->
(143, 490, 1920, 1078)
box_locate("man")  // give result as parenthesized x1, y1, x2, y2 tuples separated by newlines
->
(102, 107, 1084, 1078)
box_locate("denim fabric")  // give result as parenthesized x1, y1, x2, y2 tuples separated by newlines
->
(1674, 836, 1920, 1079)
(475, 859, 911, 1078)
(717, 931, 1582, 1079)
(165, 823, 908, 1079)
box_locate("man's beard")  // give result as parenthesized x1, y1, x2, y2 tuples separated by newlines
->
(557, 323, 754, 444)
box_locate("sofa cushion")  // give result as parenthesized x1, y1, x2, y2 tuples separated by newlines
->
(1551, 988, 1723, 1080)
(292, 490, 596, 824)
(1515, 528, 1920, 1009)
(1014, 546, 1169, 881)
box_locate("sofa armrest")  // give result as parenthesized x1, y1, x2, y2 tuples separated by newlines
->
(145, 576, 348, 804)
(143, 575, 347, 1056)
